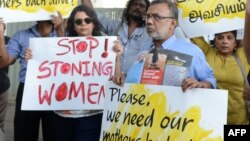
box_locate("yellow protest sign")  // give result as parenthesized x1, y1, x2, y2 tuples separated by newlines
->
(0, 0, 78, 23)
(100, 83, 228, 141)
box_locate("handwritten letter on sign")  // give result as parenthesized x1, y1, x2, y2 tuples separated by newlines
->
(22, 36, 116, 110)
(177, 0, 246, 37)
(100, 83, 228, 141)
(0, 0, 78, 23)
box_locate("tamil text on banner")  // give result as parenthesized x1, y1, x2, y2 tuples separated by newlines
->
(22, 36, 116, 110)
(0, 0, 78, 23)
(100, 83, 228, 141)
(177, 0, 246, 37)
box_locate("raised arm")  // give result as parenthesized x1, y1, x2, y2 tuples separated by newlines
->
(51, 11, 65, 37)
(244, 0, 250, 64)
(190, 36, 211, 56)
(0, 18, 15, 68)
(110, 40, 125, 86)
(81, 0, 94, 8)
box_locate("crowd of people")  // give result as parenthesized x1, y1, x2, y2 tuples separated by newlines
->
(0, 0, 250, 141)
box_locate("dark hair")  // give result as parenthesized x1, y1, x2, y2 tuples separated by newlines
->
(66, 5, 103, 37)
(121, 0, 150, 27)
(214, 30, 237, 39)
(150, 0, 178, 19)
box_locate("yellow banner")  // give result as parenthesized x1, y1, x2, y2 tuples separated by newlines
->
(0, 0, 78, 23)
(101, 83, 228, 141)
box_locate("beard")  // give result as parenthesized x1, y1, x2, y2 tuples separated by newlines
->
(128, 11, 144, 24)
(130, 13, 143, 21)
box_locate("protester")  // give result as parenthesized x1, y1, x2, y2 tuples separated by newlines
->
(82, 0, 152, 74)
(0, 18, 60, 141)
(0, 22, 10, 141)
(26, 5, 123, 141)
(53, 5, 102, 141)
(113, 0, 216, 93)
(191, 30, 250, 124)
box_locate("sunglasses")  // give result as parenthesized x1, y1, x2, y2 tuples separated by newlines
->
(74, 18, 93, 25)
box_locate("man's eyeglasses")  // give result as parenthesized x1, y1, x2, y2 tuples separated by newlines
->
(143, 14, 175, 21)
(74, 18, 93, 25)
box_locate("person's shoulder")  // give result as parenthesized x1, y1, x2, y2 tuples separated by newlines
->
(174, 37, 197, 48)
(13, 25, 35, 37)
(237, 47, 244, 52)
(236, 47, 248, 59)
(176, 38, 205, 54)
(13, 27, 30, 35)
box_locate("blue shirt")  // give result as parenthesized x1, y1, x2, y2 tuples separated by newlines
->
(125, 35, 216, 88)
(7, 25, 57, 83)
(98, 14, 152, 73)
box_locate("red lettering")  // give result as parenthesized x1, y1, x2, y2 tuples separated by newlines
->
(68, 82, 85, 103)
(57, 38, 71, 56)
(60, 63, 71, 74)
(55, 82, 68, 101)
(88, 83, 100, 104)
(71, 62, 82, 76)
(50, 61, 64, 76)
(102, 61, 113, 76)
(37, 60, 51, 79)
(76, 41, 87, 53)
(91, 61, 113, 77)
(98, 85, 105, 104)
(37, 60, 112, 78)
(82, 61, 91, 76)
(38, 83, 54, 105)
(87, 37, 99, 58)
(56, 37, 100, 57)
(69, 39, 80, 55)
(52, 82, 105, 104)
(101, 38, 108, 58)
(92, 62, 102, 76)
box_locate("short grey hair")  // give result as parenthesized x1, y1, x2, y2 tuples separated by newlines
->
(150, 0, 178, 19)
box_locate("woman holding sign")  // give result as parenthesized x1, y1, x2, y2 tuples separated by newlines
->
(191, 31, 250, 125)
(26, 5, 123, 141)
(53, 5, 103, 141)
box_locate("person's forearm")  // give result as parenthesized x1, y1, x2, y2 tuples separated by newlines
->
(190, 36, 211, 54)
(115, 56, 122, 76)
(55, 25, 65, 37)
(81, 0, 93, 8)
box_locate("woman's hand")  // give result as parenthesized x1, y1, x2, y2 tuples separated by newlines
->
(51, 11, 65, 36)
(25, 48, 32, 61)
